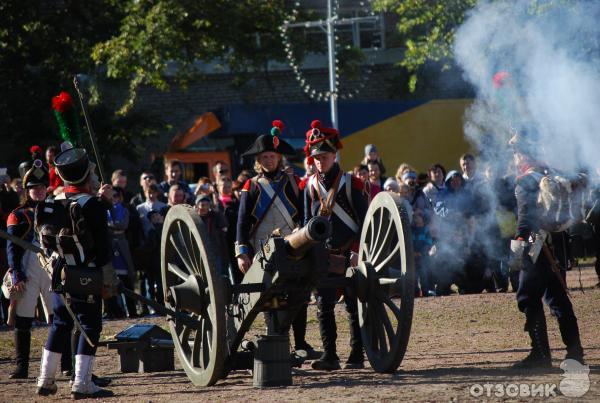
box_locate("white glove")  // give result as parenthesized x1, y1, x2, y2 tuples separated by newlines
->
(509, 239, 527, 271)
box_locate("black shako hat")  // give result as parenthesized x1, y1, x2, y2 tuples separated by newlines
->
(241, 120, 295, 157)
(54, 147, 92, 184)
(20, 159, 49, 188)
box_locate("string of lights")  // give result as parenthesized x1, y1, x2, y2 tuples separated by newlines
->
(280, 1, 380, 101)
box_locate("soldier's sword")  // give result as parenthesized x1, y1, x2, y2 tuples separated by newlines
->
(0, 229, 95, 347)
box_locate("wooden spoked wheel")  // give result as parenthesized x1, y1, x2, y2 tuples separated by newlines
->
(160, 205, 226, 386)
(357, 192, 415, 373)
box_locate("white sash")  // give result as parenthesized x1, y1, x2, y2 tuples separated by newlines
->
(257, 177, 296, 231)
(310, 175, 359, 233)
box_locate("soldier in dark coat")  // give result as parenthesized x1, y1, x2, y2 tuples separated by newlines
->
(303, 120, 369, 370)
(509, 136, 584, 368)
(35, 147, 115, 398)
(235, 120, 315, 355)
(5, 159, 53, 379)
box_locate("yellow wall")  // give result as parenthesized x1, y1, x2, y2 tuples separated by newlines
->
(340, 99, 474, 175)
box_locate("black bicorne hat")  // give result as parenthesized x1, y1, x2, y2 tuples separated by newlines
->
(20, 159, 49, 188)
(54, 147, 91, 184)
(241, 120, 295, 157)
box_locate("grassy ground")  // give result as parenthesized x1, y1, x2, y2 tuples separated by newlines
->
(0, 266, 598, 402)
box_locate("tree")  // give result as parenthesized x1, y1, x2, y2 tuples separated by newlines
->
(0, 0, 133, 169)
(92, 0, 294, 114)
(373, 0, 477, 91)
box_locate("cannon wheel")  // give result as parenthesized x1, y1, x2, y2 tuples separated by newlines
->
(161, 205, 227, 386)
(357, 192, 415, 373)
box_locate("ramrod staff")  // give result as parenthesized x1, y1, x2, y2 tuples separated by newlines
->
(72, 75, 106, 184)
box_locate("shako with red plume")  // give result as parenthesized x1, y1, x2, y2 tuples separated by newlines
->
(304, 120, 342, 159)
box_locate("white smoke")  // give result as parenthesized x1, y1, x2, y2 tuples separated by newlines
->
(454, 0, 600, 175)
(421, 1, 600, 294)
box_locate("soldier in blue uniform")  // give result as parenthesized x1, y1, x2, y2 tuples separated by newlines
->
(235, 120, 316, 356)
(35, 147, 116, 398)
(303, 120, 369, 371)
(5, 159, 53, 379)
(510, 135, 584, 368)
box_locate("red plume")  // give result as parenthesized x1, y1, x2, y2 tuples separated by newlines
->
(30, 145, 43, 156)
(311, 120, 321, 129)
(51, 91, 74, 113)
(493, 71, 510, 89)
(272, 120, 285, 131)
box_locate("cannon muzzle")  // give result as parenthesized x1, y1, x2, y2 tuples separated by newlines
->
(285, 216, 331, 258)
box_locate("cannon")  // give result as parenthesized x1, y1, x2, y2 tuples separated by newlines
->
(159, 192, 415, 386)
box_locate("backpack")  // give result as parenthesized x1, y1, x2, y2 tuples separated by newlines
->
(533, 169, 587, 232)
(35, 194, 95, 266)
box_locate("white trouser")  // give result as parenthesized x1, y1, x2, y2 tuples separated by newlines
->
(14, 251, 53, 320)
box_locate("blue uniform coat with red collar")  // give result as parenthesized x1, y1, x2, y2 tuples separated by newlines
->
(6, 202, 37, 283)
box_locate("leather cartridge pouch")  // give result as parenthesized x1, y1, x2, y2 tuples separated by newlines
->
(328, 253, 347, 275)
(61, 266, 104, 296)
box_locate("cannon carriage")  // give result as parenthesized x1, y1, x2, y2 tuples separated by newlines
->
(159, 192, 415, 386)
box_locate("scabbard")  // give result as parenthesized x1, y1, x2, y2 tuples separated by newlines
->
(541, 243, 570, 296)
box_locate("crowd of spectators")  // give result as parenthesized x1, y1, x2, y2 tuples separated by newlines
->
(1, 142, 600, 325)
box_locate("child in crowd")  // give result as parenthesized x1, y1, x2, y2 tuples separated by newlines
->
(412, 210, 434, 297)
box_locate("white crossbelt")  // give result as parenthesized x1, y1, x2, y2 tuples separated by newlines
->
(257, 177, 296, 231)
(311, 175, 359, 233)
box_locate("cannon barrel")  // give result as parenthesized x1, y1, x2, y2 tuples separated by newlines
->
(284, 216, 331, 258)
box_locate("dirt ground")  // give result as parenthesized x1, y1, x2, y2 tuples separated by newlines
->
(0, 266, 598, 402)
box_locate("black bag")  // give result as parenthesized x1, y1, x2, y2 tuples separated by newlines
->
(62, 266, 104, 295)
(49, 255, 104, 295)
(37, 195, 102, 295)
(36, 195, 95, 265)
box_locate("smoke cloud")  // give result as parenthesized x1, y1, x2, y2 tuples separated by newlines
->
(454, 0, 600, 175)
(422, 1, 600, 294)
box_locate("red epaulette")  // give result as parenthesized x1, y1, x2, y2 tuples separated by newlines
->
(351, 176, 364, 191)
(242, 179, 252, 191)
(298, 177, 308, 191)
(6, 211, 20, 227)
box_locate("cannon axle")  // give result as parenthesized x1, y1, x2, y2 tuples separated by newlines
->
(167, 274, 207, 316)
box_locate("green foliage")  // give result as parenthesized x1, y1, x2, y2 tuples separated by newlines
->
(373, 0, 477, 91)
(92, 0, 291, 114)
(0, 0, 297, 170)
(0, 0, 128, 168)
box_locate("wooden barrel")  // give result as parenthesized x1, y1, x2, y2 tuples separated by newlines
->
(253, 335, 292, 387)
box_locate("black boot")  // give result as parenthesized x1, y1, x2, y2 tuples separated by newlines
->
(9, 329, 30, 379)
(343, 304, 364, 369)
(343, 347, 365, 370)
(311, 351, 341, 371)
(557, 315, 584, 363)
(512, 314, 552, 369)
(312, 300, 340, 371)
(292, 304, 320, 360)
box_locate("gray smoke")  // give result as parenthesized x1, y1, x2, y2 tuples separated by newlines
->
(455, 0, 600, 175)
(423, 1, 600, 293)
